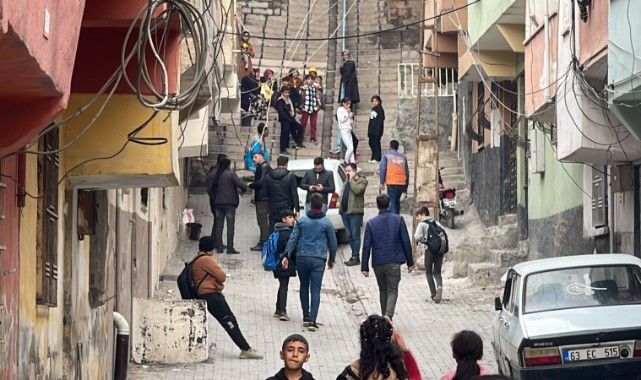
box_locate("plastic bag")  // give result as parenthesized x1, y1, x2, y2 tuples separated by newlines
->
(182, 208, 195, 224)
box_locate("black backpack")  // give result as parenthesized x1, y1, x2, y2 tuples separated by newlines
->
(177, 255, 210, 300)
(421, 220, 449, 256)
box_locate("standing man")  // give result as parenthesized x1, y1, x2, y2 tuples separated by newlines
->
(276, 86, 303, 155)
(341, 163, 368, 266)
(300, 74, 321, 144)
(300, 157, 335, 213)
(261, 155, 301, 231)
(379, 140, 410, 215)
(212, 158, 248, 254)
(361, 194, 414, 319)
(192, 236, 263, 359)
(249, 152, 271, 251)
(207, 154, 229, 241)
(283, 193, 337, 332)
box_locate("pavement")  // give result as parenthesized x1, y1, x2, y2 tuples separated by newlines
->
(128, 191, 500, 380)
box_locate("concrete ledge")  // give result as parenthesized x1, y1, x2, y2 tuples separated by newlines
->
(132, 298, 209, 364)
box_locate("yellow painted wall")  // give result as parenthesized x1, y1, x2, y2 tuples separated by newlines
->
(60, 94, 180, 189)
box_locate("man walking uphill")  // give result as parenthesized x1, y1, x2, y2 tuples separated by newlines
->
(261, 156, 300, 231)
(379, 140, 410, 215)
(361, 194, 414, 319)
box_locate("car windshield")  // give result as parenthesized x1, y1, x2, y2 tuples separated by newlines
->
(523, 264, 641, 313)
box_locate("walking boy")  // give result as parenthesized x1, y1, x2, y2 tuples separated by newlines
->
(272, 209, 297, 321)
(265, 334, 315, 380)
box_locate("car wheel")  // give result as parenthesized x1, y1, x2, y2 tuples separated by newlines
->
(336, 229, 349, 244)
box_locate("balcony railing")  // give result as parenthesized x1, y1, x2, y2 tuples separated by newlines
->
(397, 64, 457, 98)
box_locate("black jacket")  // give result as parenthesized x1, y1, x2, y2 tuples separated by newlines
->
(265, 368, 315, 380)
(338, 60, 360, 104)
(276, 97, 297, 124)
(273, 223, 296, 278)
(212, 170, 248, 208)
(299, 168, 335, 204)
(368, 104, 385, 138)
(251, 161, 271, 202)
(261, 167, 301, 213)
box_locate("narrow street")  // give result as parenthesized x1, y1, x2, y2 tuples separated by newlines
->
(128, 193, 498, 379)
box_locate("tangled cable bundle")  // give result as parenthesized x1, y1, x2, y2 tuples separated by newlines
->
(121, 0, 210, 111)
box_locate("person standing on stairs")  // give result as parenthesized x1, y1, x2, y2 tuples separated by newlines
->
(276, 86, 303, 155)
(368, 95, 385, 163)
(337, 97, 356, 164)
(300, 74, 321, 144)
(379, 140, 410, 215)
(338, 50, 360, 105)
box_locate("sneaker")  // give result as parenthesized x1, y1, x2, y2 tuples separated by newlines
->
(344, 257, 360, 266)
(434, 287, 443, 304)
(311, 138, 317, 144)
(250, 244, 262, 251)
(298, 144, 307, 148)
(227, 249, 240, 254)
(281, 150, 291, 155)
(302, 317, 311, 327)
(239, 348, 264, 359)
(279, 313, 290, 321)
(308, 321, 319, 331)
(369, 159, 378, 163)
(273, 311, 282, 318)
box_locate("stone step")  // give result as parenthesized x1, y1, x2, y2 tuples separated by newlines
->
(440, 166, 463, 176)
(441, 173, 465, 183)
(468, 263, 505, 287)
(488, 249, 529, 268)
(440, 151, 459, 159)
(440, 158, 462, 168)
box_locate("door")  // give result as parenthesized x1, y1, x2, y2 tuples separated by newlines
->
(500, 271, 522, 377)
(493, 272, 513, 374)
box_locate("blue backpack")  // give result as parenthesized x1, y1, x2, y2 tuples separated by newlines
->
(261, 228, 290, 271)
(177, 255, 209, 299)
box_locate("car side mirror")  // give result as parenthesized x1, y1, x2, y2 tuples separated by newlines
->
(494, 296, 502, 311)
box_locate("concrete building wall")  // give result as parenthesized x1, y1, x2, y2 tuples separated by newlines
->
(395, 97, 454, 153)
(467, 0, 517, 45)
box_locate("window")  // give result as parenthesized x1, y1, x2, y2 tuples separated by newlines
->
(141, 188, 149, 208)
(37, 129, 59, 306)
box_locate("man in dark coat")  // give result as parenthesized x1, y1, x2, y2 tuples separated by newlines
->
(275, 86, 304, 154)
(211, 158, 248, 254)
(261, 155, 301, 231)
(299, 157, 335, 212)
(249, 152, 272, 251)
(338, 50, 360, 104)
(207, 154, 229, 241)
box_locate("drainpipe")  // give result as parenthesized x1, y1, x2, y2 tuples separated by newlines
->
(113, 311, 130, 380)
(341, 0, 346, 52)
(608, 166, 615, 253)
(543, 0, 552, 103)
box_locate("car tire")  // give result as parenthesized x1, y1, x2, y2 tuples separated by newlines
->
(336, 229, 349, 244)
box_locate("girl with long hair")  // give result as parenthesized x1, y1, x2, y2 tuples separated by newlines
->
(337, 97, 356, 164)
(440, 330, 490, 380)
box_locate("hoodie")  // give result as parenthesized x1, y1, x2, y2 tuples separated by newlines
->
(265, 368, 315, 380)
(261, 167, 300, 213)
(368, 104, 385, 138)
(285, 209, 337, 262)
(414, 216, 438, 244)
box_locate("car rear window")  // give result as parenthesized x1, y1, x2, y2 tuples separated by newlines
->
(523, 264, 641, 313)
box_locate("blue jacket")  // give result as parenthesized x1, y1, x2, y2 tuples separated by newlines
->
(361, 210, 413, 271)
(285, 210, 337, 263)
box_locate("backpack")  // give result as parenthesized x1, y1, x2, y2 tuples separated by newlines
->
(177, 255, 210, 300)
(261, 228, 290, 271)
(422, 220, 449, 256)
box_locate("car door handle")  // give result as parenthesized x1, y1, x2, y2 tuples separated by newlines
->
(503, 321, 510, 327)
(498, 316, 505, 323)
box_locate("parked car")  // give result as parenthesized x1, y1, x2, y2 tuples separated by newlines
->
(492, 254, 641, 380)
(287, 158, 349, 243)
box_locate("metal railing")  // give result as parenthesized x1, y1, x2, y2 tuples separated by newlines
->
(397, 64, 457, 98)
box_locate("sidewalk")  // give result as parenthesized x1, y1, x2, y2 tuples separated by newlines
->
(128, 192, 499, 380)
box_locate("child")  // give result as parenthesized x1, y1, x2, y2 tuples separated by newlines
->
(272, 209, 296, 321)
(314, 76, 325, 110)
(266, 334, 315, 380)
(440, 330, 490, 380)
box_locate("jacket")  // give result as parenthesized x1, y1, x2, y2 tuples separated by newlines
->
(339, 176, 367, 215)
(337, 106, 353, 131)
(206, 168, 217, 213)
(379, 150, 409, 187)
(300, 168, 335, 204)
(276, 97, 296, 123)
(285, 209, 337, 263)
(213, 170, 248, 207)
(251, 161, 272, 202)
(361, 210, 414, 272)
(273, 223, 296, 278)
(192, 254, 226, 295)
(266, 368, 315, 380)
(368, 105, 385, 138)
(261, 167, 301, 213)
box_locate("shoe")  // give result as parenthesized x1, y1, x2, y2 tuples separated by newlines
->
(273, 311, 282, 318)
(311, 138, 317, 144)
(250, 244, 262, 251)
(279, 313, 290, 321)
(239, 348, 264, 359)
(434, 287, 443, 304)
(298, 144, 307, 148)
(302, 317, 311, 327)
(308, 321, 319, 331)
(281, 150, 291, 155)
(344, 257, 360, 266)
(217, 248, 225, 254)
(227, 249, 240, 254)
(369, 160, 378, 163)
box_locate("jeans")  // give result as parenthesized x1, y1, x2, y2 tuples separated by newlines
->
(214, 205, 236, 251)
(199, 292, 251, 351)
(255, 200, 270, 244)
(387, 185, 404, 215)
(301, 111, 318, 140)
(296, 256, 326, 321)
(340, 129, 355, 163)
(424, 249, 444, 298)
(304, 203, 328, 213)
(341, 213, 363, 258)
(275, 277, 290, 314)
(373, 263, 402, 318)
(369, 136, 382, 161)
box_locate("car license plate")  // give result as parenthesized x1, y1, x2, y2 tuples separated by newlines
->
(563, 346, 619, 362)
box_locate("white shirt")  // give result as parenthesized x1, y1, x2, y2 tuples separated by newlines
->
(337, 106, 353, 131)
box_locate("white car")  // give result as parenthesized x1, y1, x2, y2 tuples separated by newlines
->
(287, 158, 349, 244)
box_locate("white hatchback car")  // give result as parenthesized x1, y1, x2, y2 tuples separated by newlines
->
(287, 158, 349, 243)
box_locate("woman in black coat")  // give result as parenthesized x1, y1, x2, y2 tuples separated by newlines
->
(338, 50, 360, 104)
(367, 95, 385, 162)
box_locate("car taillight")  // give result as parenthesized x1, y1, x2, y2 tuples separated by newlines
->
(523, 347, 562, 367)
(329, 192, 339, 208)
(634, 341, 641, 358)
